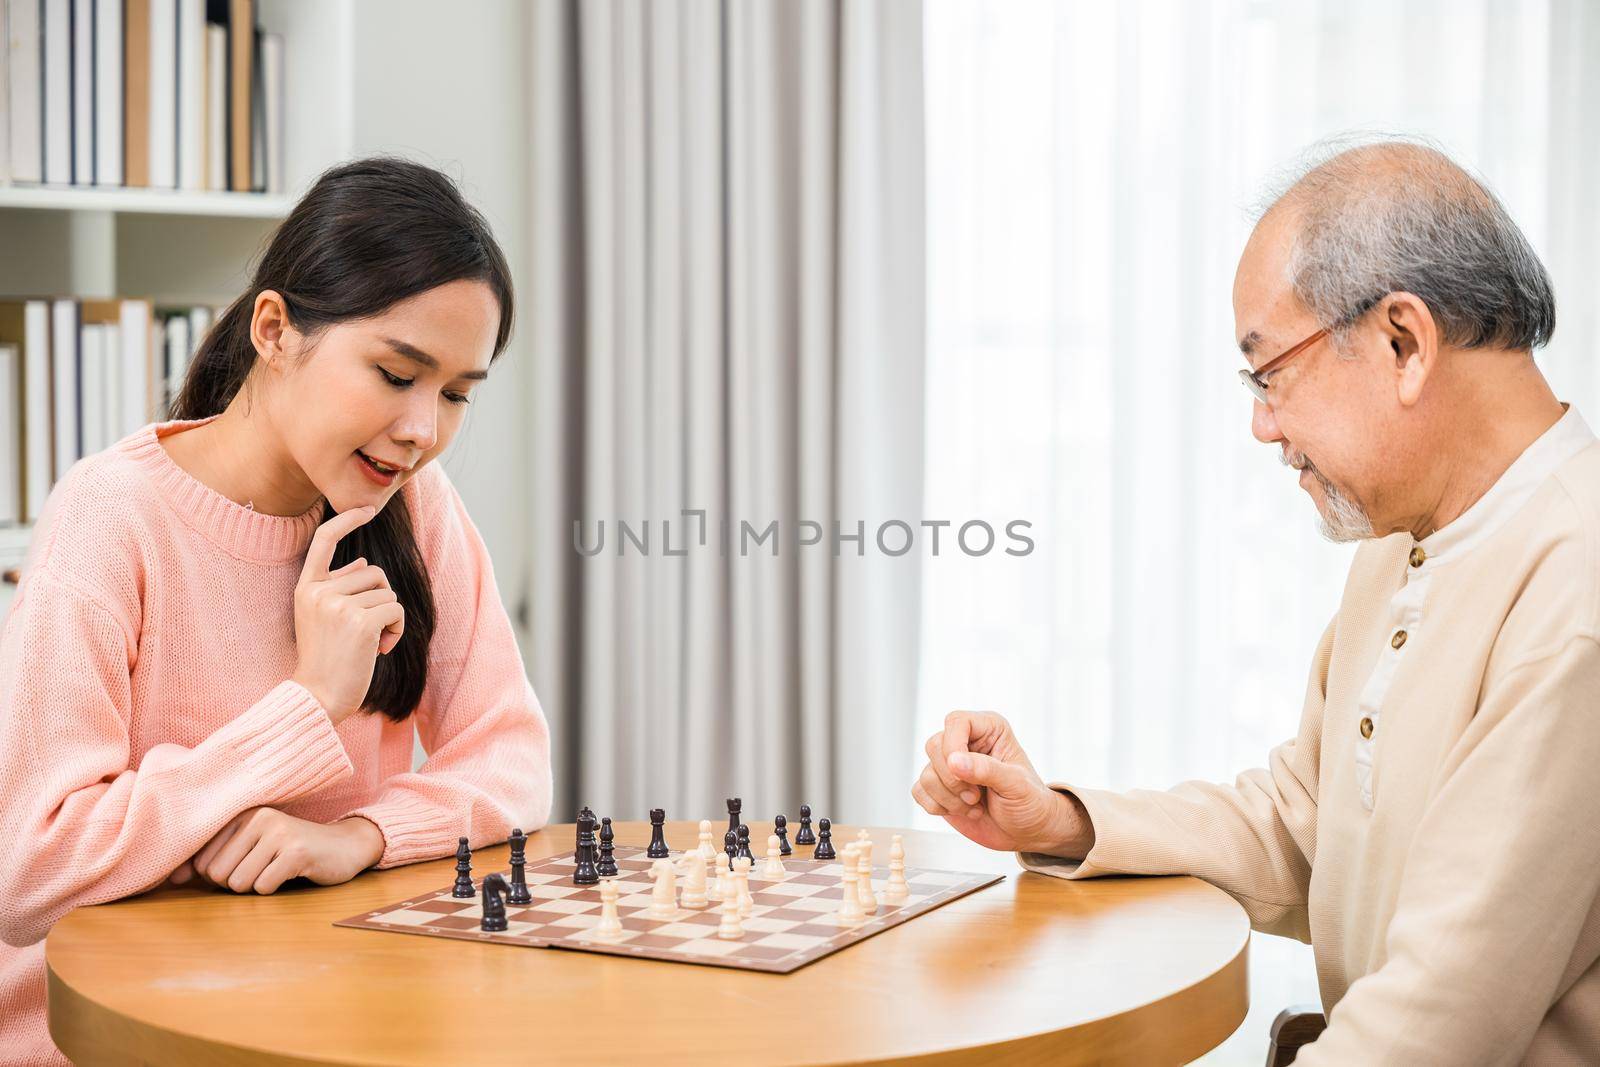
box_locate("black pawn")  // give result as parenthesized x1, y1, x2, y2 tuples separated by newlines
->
(813, 817, 836, 860)
(508, 828, 532, 905)
(452, 836, 475, 897)
(794, 803, 816, 846)
(726, 797, 742, 841)
(647, 807, 670, 858)
(774, 815, 792, 856)
(480, 873, 509, 932)
(736, 823, 754, 862)
(573, 813, 600, 886)
(724, 829, 739, 869)
(574, 805, 595, 862)
(598, 817, 619, 877)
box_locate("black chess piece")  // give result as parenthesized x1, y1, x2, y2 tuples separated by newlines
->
(480, 873, 510, 932)
(573, 812, 600, 886)
(736, 823, 754, 862)
(813, 817, 836, 860)
(574, 805, 595, 862)
(508, 828, 532, 905)
(727, 797, 744, 840)
(794, 803, 816, 846)
(774, 814, 792, 856)
(452, 836, 475, 897)
(598, 817, 619, 877)
(647, 807, 670, 858)
(723, 828, 739, 869)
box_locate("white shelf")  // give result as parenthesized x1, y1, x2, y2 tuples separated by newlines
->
(0, 185, 293, 219)
(0, 524, 31, 557)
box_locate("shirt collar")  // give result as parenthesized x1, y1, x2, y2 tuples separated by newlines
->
(1415, 403, 1596, 565)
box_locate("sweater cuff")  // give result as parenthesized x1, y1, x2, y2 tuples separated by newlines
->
(199, 679, 354, 806)
(1017, 782, 1134, 880)
(342, 792, 460, 869)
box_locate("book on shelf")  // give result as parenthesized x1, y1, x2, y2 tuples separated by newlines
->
(0, 341, 17, 525)
(1, 0, 284, 193)
(0, 296, 220, 526)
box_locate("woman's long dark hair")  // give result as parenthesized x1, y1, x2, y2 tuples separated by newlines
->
(172, 157, 516, 722)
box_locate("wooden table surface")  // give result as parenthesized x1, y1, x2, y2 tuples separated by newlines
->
(47, 820, 1250, 1066)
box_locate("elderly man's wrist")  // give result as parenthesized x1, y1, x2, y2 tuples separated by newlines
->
(1038, 789, 1096, 859)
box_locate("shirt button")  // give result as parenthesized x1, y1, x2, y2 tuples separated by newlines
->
(1410, 546, 1426, 567)
(1391, 630, 1408, 649)
(1360, 717, 1374, 739)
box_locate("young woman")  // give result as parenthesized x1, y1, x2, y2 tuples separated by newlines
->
(0, 158, 552, 1065)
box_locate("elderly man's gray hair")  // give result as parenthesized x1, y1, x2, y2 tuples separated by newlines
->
(1263, 140, 1556, 352)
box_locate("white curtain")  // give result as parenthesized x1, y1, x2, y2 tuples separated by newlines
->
(918, 1, 1600, 1062)
(526, 0, 925, 826)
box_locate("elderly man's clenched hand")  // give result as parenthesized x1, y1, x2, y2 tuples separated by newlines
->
(913, 710, 1096, 858)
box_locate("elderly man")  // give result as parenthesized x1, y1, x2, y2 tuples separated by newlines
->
(915, 141, 1600, 1064)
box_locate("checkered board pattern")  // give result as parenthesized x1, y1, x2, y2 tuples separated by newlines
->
(336, 845, 1003, 973)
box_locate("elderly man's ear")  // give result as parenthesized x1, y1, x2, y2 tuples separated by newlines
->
(1380, 291, 1439, 407)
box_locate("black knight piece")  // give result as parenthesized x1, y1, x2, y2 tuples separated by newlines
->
(573, 812, 600, 886)
(813, 817, 836, 860)
(452, 836, 475, 897)
(598, 817, 619, 877)
(736, 823, 754, 862)
(480, 873, 510, 932)
(647, 807, 670, 858)
(774, 814, 792, 856)
(794, 803, 816, 846)
(508, 828, 532, 905)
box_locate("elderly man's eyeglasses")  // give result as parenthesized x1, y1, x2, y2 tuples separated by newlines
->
(1238, 327, 1330, 404)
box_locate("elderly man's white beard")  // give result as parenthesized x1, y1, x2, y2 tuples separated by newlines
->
(1280, 447, 1374, 543)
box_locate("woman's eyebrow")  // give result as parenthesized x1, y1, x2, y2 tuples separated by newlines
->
(382, 337, 490, 381)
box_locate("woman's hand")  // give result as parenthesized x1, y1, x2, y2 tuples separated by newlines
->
(181, 807, 386, 894)
(290, 505, 406, 725)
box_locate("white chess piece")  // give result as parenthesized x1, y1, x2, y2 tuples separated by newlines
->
(682, 846, 709, 908)
(762, 833, 786, 879)
(594, 878, 624, 940)
(856, 842, 878, 914)
(835, 843, 864, 924)
(855, 828, 871, 854)
(717, 880, 744, 939)
(734, 854, 754, 918)
(885, 833, 909, 902)
(707, 849, 724, 902)
(648, 858, 677, 919)
(698, 819, 715, 861)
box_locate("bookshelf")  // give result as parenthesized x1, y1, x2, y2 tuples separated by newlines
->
(0, 185, 293, 217)
(0, 0, 534, 635)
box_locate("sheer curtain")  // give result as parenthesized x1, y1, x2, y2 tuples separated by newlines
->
(918, 1, 1600, 1062)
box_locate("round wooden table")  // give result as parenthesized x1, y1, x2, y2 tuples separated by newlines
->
(47, 821, 1249, 1065)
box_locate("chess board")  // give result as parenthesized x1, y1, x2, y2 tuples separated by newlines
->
(336, 845, 1003, 974)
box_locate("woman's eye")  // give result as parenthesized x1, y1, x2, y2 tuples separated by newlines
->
(445, 393, 471, 406)
(378, 367, 412, 388)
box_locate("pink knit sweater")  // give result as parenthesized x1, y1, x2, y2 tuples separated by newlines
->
(0, 416, 553, 1066)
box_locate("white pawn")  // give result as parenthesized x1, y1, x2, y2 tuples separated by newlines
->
(594, 878, 624, 940)
(835, 843, 864, 924)
(648, 858, 677, 919)
(707, 850, 724, 902)
(885, 834, 909, 902)
(717, 880, 744, 939)
(697, 819, 716, 861)
(682, 846, 709, 908)
(856, 842, 879, 914)
(762, 833, 786, 879)
(733, 854, 755, 918)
